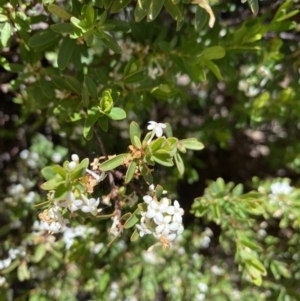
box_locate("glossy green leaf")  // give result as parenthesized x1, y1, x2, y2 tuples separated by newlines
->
(247, 0, 259, 16)
(134, 0, 151, 22)
(107, 107, 126, 120)
(195, 5, 208, 31)
(204, 60, 223, 81)
(125, 160, 137, 184)
(1, 22, 11, 47)
(111, 0, 132, 13)
(57, 36, 76, 70)
(164, 0, 182, 21)
(103, 0, 112, 9)
(48, 4, 72, 20)
(200, 46, 226, 61)
(99, 153, 129, 171)
(51, 23, 76, 33)
(28, 28, 60, 48)
(84, 76, 98, 98)
(85, 5, 95, 28)
(147, 0, 165, 22)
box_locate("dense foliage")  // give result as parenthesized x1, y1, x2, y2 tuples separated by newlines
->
(1, 0, 300, 300)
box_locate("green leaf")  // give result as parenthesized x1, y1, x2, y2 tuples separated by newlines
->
(107, 107, 126, 120)
(103, 19, 130, 32)
(48, 4, 72, 20)
(84, 106, 100, 140)
(64, 75, 82, 94)
(147, 0, 165, 21)
(0, 14, 8, 22)
(155, 185, 164, 199)
(41, 178, 64, 190)
(204, 60, 223, 81)
(125, 160, 137, 184)
(85, 5, 95, 28)
(150, 137, 167, 152)
(133, 136, 142, 149)
(175, 152, 184, 175)
(54, 182, 69, 201)
(99, 31, 122, 53)
(41, 166, 56, 181)
(152, 149, 173, 167)
(124, 208, 141, 229)
(140, 164, 153, 184)
(179, 138, 204, 150)
(165, 123, 173, 138)
(57, 36, 76, 70)
(53, 165, 67, 178)
(195, 5, 208, 31)
(1, 259, 20, 274)
(17, 262, 30, 282)
(84, 76, 98, 98)
(200, 46, 226, 61)
(247, 0, 259, 16)
(130, 229, 139, 241)
(98, 116, 109, 132)
(1, 22, 11, 47)
(134, 0, 152, 22)
(51, 23, 76, 34)
(32, 244, 46, 263)
(111, 0, 132, 13)
(82, 86, 89, 108)
(164, 0, 182, 21)
(129, 121, 141, 146)
(99, 153, 129, 171)
(28, 28, 60, 48)
(103, 0, 112, 9)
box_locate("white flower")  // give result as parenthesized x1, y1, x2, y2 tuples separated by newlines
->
(136, 223, 152, 237)
(146, 200, 168, 224)
(147, 121, 166, 138)
(81, 194, 100, 215)
(198, 282, 208, 293)
(155, 215, 171, 236)
(143, 195, 153, 204)
(71, 154, 79, 163)
(270, 182, 292, 195)
(167, 200, 184, 222)
(86, 168, 107, 183)
(68, 161, 77, 170)
(60, 191, 82, 212)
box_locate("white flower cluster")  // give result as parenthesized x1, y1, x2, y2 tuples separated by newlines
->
(0, 247, 26, 271)
(19, 149, 40, 168)
(136, 186, 184, 248)
(270, 182, 292, 196)
(269, 182, 293, 218)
